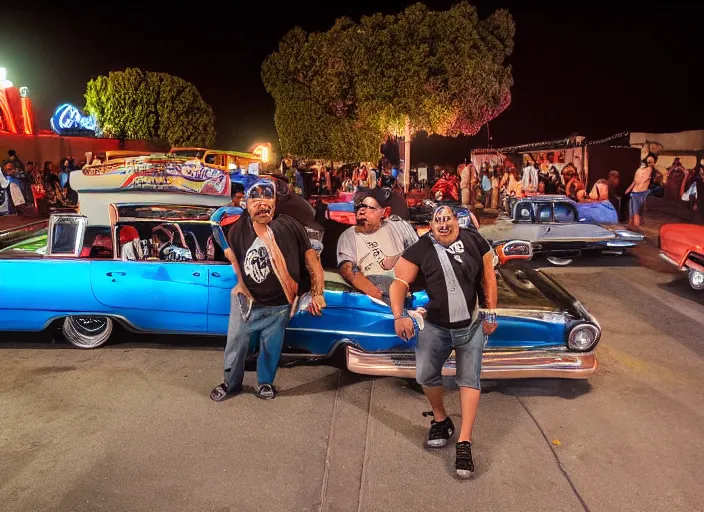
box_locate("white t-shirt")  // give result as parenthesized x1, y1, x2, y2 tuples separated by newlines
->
(337, 219, 418, 277)
(9, 182, 25, 206)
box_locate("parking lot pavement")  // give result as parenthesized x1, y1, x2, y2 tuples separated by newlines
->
(1, 260, 704, 512)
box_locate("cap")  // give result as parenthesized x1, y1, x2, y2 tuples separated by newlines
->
(354, 186, 393, 208)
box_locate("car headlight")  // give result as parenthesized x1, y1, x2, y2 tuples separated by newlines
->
(568, 324, 600, 351)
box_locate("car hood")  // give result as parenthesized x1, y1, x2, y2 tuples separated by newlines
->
(496, 265, 586, 319)
(480, 221, 615, 243)
(660, 223, 704, 260)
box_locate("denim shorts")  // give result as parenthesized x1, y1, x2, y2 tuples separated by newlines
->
(415, 318, 486, 390)
(629, 190, 650, 217)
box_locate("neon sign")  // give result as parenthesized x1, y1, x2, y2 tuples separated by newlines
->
(50, 103, 97, 135)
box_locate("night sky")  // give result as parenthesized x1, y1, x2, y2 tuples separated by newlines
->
(1, 1, 701, 163)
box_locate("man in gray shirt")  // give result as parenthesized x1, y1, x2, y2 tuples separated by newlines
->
(337, 189, 418, 302)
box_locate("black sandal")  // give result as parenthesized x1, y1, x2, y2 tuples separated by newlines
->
(210, 383, 229, 402)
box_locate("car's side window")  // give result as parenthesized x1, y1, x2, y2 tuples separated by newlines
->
(81, 226, 113, 259)
(553, 203, 577, 223)
(515, 202, 532, 222)
(536, 205, 553, 223)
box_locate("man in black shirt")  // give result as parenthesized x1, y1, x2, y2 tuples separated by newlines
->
(390, 206, 498, 478)
(210, 179, 326, 401)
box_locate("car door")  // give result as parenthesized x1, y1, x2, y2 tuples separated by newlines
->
(537, 202, 614, 242)
(90, 259, 209, 333)
(284, 272, 419, 356)
(206, 262, 237, 334)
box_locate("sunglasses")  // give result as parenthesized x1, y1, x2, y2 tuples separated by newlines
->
(354, 203, 379, 211)
(246, 185, 275, 200)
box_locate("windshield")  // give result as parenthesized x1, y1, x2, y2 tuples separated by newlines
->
(170, 149, 205, 159)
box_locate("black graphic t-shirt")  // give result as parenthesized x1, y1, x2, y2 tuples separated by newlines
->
(402, 228, 491, 329)
(227, 214, 312, 306)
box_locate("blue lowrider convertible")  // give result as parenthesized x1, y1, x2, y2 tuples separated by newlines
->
(0, 156, 601, 380)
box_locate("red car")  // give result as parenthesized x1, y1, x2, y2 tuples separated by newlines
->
(659, 223, 704, 291)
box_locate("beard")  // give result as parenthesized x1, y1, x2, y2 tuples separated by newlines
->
(355, 218, 380, 234)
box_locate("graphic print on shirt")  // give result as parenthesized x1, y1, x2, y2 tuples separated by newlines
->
(445, 240, 464, 264)
(243, 237, 271, 284)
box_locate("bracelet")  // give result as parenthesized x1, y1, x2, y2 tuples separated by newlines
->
(393, 312, 409, 321)
(481, 310, 497, 323)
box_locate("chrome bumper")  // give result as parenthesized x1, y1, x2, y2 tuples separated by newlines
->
(659, 251, 687, 271)
(346, 347, 598, 380)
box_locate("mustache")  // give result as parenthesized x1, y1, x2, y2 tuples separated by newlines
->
(253, 205, 273, 215)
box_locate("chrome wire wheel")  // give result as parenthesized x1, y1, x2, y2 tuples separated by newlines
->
(689, 270, 704, 291)
(62, 316, 113, 349)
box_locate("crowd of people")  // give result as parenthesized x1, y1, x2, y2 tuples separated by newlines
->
(0, 149, 79, 217)
(281, 157, 405, 198)
(458, 155, 621, 213)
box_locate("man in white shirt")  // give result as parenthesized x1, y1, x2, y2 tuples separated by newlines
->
(521, 161, 539, 192)
(337, 189, 418, 301)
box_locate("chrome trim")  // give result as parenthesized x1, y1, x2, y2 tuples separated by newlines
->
(605, 240, 637, 248)
(0, 219, 49, 239)
(286, 327, 400, 338)
(346, 347, 598, 379)
(659, 251, 687, 271)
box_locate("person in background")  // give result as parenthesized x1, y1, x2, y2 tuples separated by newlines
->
(680, 158, 704, 224)
(490, 168, 500, 209)
(521, 159, 539, 193)
(625, 153, 657, 228)
(2, 162, 28, 214)
(390, 206, 498, 478)
(481, 168, 492, 208)
(1, 149, 24, 174)
(232, 182, 245, 206)
(20, 161, 35, 204)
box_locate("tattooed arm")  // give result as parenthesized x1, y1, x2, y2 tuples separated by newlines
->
(305, 248, 326, 315)
(339, 261, 383, 300)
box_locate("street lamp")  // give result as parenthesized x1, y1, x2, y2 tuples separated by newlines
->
(0, 67, 13, 88)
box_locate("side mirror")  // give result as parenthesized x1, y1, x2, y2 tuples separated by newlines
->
(495, 240, 533, 266)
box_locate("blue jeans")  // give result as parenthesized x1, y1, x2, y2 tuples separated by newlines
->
(223, 300, 291, 390)
(415, 318, 486, 390)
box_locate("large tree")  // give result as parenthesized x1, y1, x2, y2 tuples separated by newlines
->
(84, 68, 216, 147)
(262, 2, 514, 162)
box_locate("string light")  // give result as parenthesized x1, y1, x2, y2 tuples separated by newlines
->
(472, 131, 631, 154)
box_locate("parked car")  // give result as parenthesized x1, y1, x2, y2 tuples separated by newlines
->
(0, 159, 602, 380)
(480, 195, 644, 266)
(659, 223, 704, 291)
